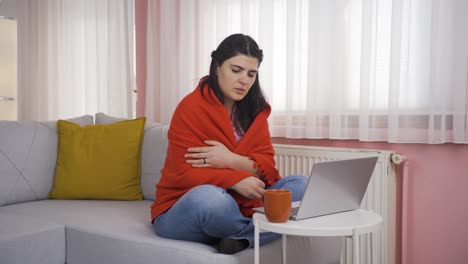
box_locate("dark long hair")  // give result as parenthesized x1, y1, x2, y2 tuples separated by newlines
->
(199, 33, 268, 134)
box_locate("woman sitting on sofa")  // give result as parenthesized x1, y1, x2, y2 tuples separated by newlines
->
(150, 33, 307, 254)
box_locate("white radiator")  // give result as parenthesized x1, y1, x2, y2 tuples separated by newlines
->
(273, 144, 397, 264)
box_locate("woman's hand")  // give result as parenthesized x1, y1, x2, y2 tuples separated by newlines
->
(185, 140, 235, 169)
(229, 176, 265, 199)
(186, 140, 261, 176)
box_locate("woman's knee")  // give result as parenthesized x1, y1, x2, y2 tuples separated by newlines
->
(274, 175, 308, 201)
(181, 185, 237, 215)
(274, 174, 308, 187)
(285, 174, 308, 182)
(185, 185, 224, 200)
(157, 185, 237, 229)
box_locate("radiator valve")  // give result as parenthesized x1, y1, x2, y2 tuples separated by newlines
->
(390, 154, 406, 165)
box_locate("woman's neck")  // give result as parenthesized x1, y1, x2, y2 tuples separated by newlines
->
(224, 100, 234, 116)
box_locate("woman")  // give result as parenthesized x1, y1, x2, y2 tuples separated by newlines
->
(151, 34, 307, 254)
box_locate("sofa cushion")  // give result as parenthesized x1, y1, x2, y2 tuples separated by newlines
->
(0, 213, 65, 264)
(139, 123, 169, 200)
(95, 112, 127, 125)
(0, 115, 93, 206)
(0, 200, 342, 264)
(49, 118, 146, 200)
(95, 113, 169, 200)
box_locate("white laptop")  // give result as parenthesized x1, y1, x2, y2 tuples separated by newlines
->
(254, 156, 378, 220)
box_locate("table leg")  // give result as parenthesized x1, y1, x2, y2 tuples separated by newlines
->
(254, 219, 260, 264)
(282, 234, 287, 264)
(353, 233, 359, 264)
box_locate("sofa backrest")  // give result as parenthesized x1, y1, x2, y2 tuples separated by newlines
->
(0, 115, 94, 206)
(0, 115, 169, 206)
(140, 123, 169, 200)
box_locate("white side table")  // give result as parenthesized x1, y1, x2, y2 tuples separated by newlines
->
(253, 209, 383, 264)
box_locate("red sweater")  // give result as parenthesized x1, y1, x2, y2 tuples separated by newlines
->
(150, 85, 281, 221)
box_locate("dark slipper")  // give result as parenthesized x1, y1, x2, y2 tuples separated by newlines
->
(216, 238, 249, 255)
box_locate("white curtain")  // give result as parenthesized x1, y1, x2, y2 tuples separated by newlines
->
(146, 0, 468, 144)
(16, 0, 135, 120)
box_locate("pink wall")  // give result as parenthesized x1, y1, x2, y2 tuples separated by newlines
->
(273, 138, 468, 264)
(135, 3, 468, 264)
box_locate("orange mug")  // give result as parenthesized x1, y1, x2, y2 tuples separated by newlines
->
(262, 189, 292, 223)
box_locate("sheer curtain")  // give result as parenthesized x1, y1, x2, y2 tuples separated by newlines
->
(145, 0, 468, 144)
(16, 0, 135, 120)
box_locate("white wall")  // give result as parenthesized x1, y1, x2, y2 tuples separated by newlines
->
(0, 0, 18, 18)
(0, 0, 18, 120)
(0, 0, 31, 120)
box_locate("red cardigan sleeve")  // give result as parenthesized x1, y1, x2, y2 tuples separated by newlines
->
(151, 86, 281, 220)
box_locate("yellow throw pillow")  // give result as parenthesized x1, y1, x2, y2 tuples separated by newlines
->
(49, 117, 146, 200)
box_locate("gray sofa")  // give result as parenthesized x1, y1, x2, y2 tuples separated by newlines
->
(0, 114, 342, 264)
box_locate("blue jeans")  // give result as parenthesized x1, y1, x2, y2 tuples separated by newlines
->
(153, 175, 307, 248)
